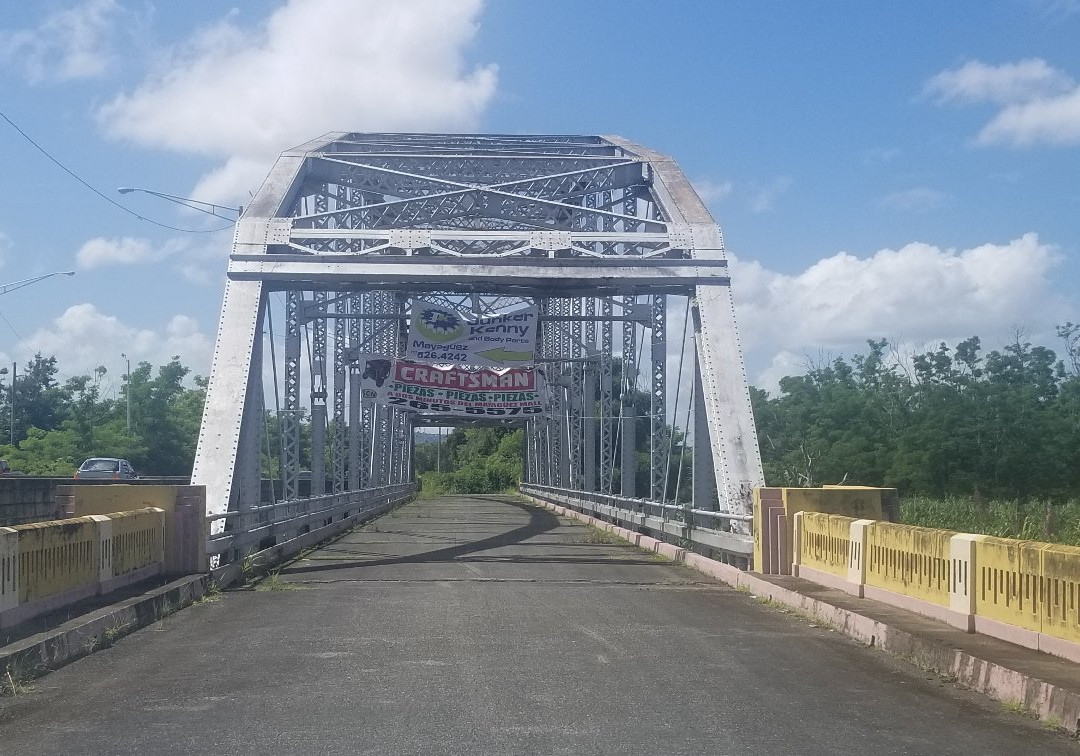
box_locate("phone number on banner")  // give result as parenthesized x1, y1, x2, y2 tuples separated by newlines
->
(387, 397, 543, 416)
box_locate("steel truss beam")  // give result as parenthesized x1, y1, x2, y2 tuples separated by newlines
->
(193, 133, 763, 535)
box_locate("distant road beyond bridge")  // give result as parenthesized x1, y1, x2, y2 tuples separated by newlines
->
(0, 495, 1070, 755)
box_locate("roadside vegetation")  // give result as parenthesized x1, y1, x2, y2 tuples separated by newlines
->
(752, 328, 1080, 546)
(415, 427, 522, 495)
(899, 495, 1080, 546)
(0, 355, 204, 476)
(7, 326, 1080, 545)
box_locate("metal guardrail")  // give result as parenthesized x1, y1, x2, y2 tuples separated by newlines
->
(206, 483, 417, 559)
(519, 483, 753, 561)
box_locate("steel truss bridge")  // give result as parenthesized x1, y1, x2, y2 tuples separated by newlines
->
(191, 133, 764, 562)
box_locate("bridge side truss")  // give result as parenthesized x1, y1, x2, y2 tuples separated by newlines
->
(192, 133, 763, 538)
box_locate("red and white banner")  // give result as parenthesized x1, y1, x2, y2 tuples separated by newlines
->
(356, 356, 546, 418)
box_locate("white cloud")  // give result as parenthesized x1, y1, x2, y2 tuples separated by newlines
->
(754, 351, 812, 395)
(73, 232, 231, 284)
(692, 179, 734, 205)
(924, 58, 1073, 105)
(23, 304, 212, 379)
(877, 187, 950, 212)
(76, 236, 158, 269)
(732, 233, 1065, 365)
(97, 0, 497, 205)
(977, 87, 1080, 146)
(0, 0, 123, 83)
(924, 59, 1080, 147)
(189, 156, 273, 211)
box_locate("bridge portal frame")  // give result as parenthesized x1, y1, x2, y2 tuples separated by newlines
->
(192, 133, 763, 544)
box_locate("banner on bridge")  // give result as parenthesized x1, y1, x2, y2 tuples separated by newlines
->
(406, 300, 538, 367)
(356, 356, 546, 418)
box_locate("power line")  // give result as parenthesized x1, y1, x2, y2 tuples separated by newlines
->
(0, 106, 233, 234)
(0, 307, 29, 352)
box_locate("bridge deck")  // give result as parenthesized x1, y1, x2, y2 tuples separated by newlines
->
(0, 495, 1072, 754)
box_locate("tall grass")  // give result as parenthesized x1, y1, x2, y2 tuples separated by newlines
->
(900, 495, 1080, 547)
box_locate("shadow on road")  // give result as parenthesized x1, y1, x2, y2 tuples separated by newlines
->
(280, 497, 593, 576)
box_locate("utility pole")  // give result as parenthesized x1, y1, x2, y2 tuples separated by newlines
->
(9, 362, 14, 445)
(0, 271, 75, 446)
(121, 353, 131, 433)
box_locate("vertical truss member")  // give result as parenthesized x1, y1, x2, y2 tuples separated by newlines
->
(193, 133, 762, 541)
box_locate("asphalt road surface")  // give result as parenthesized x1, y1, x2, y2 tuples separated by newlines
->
(1, 495, 1075, 755)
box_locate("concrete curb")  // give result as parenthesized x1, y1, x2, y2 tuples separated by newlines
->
(1, 495, 416, 690)
(0, 574, 209, 688)
(529, 495, 1080, 735)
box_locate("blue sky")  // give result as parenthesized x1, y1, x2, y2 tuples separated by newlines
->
(0, 0, 1078, 395)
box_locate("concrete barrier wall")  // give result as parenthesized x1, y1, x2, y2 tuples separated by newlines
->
(58, 484, 206, 574)
(797, 512, 850, 579)
(0, 477, 192, 527)
(17, 516, 100, 603)
(973, 538, 1080, 659)
(791, 512, 1080, 664)
(108, 509, 165, 579)
(0, 479, 63, 526)
(1041, 544, 1080, 650)
(865, 521, 954, 608)
(0, 526, 19, 613)
(754, 486, 891, 575)
(0, 508, 165, 630)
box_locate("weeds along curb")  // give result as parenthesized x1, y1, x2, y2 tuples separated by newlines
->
(523, 494, 1080, 736)
(1, 574, 209, 693)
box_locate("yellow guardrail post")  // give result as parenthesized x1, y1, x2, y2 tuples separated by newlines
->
(0, 526, 17, 614)
(864, 521, 957, 626)
(791, 511, 803, 572)
(793, 512, 861, 594)
(1036, 543, 1080, 660)
(973, 536, 1042, 647)
(15, 517, 101, 605)
(101, 508, 165, 591)
(774, 493, 1080, 662)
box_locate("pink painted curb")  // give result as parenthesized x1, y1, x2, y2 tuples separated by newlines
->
(637, 535, 662, 552)
(654, 542, 686, 561)
(612, 527, 635, 543)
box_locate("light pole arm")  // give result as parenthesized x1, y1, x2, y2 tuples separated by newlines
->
(0, 271, 75, 296)
(117, 187, 241, 219)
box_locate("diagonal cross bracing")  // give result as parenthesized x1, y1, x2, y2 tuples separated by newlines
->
(192, 133, 763, 548)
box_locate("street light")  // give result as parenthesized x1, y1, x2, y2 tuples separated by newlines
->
(0, 366, 9, 445)
(0, 270, 75, 296)
(117, 187, 242, 220)
(121, 353, 131, 433)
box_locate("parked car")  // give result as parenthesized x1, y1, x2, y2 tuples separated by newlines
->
(74, 458, 139, 480)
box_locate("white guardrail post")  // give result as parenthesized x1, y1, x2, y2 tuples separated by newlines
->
(90, 514, 113, 584)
